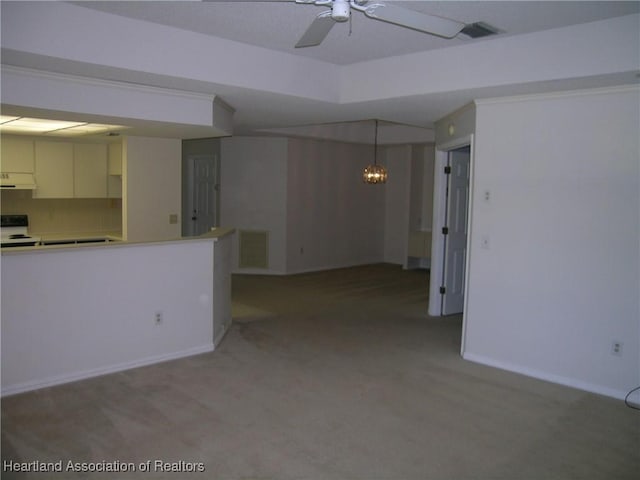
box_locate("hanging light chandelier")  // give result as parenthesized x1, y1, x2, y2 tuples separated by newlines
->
(363, 119, 388, 184)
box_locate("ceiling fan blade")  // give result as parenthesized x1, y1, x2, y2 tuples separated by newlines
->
(295, 10, 335, 48)
(362, 3, 465, 39)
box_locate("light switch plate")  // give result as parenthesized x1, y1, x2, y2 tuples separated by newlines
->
(169, 214, 178, 224)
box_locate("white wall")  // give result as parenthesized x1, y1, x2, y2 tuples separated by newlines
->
(0, 66, 228, 133)
(124, 136, 182, 242)
(406, 143, 436, 232)
(220, 136, 439, 274)
(465, 86, 640, 400)
(221, 136, 390, 274)
(1, 240, 216, 396)
(259, 122, 434, 145)
(341, 14, 640, 104)
(383, 145, 411, 264)
(220, 137, 288, 274)
(1, 1, 339, 105)
(286, 138, 385, 273)
(420, 145, 436, 231)
(408, 146, 425, 234)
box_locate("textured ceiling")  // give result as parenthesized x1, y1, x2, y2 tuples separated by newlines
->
(3, 1, 639, 138)
(74, 1, 640, 65)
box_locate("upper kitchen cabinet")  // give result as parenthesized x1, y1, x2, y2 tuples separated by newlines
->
(34, 141, 74, 198)
(108, 143, 122, 175)
(107, 143, 122, 198)
(33, 141, 112, 199)
(74, 143, 107, 198)
(1, 136, 35, 173)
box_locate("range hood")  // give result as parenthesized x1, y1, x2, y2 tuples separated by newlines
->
(0, 173, 37, 190)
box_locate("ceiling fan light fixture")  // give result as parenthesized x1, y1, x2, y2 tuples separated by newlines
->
(296, 0, 469, 47)
(332, 0, 350, 22)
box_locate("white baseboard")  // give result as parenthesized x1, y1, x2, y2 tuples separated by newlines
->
(232, 260, 397, 276)
(462, 351, 635, 402)
(1, 344, 214, 397)
(285, 260, 401, 276)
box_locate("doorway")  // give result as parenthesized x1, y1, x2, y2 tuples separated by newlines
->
(184, 154, 219, 237)
(428, 136, 473, 337)
(441, 146, 470, 315)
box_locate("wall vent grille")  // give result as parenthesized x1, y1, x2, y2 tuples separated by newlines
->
(460, 22, 500, 39)
(239, 230, 269, 269)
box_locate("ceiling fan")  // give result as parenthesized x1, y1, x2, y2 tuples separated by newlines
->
(294, 0, 467, 48)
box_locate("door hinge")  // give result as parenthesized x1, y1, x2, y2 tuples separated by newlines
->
(444, 166, 451, 174)
(439, 286, 446, 295)
(442, 226, 449, 235)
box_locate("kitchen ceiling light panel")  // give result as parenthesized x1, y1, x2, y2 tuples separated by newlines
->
(0, 117, 85, 133)
(0, 117, 129, 136)
(0, 115, 20, 124)
(47, 124, 128, 136)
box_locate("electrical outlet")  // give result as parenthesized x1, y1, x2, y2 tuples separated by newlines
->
(155, 311, 163, 326)
(611, 340, 623, 356)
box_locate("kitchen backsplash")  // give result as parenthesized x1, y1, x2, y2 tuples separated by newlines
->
(1, 190, 121, 235)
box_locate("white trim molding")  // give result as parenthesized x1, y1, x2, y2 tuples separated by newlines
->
(1, 345, 214, 397)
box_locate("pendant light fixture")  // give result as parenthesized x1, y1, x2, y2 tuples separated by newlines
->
(363, 119, 388, 184)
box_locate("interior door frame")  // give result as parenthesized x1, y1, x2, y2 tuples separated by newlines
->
(183, 153, 219, 237)
(428, 134, 475, 355)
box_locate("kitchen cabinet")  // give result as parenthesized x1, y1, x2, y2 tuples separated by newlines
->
(34, 141, 113, 199)
(74, 143, 107, 198)
(1, 137, 35, 173)
(108, 143, 122, 175)
(33, 141, 74, 198)
(107, 143, 122, 198)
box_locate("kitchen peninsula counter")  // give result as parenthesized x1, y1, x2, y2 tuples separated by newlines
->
(1, 228, 235, 396)
(1, 227, 235, 254)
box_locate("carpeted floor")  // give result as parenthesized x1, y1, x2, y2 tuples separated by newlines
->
(2, 264, 638, 479)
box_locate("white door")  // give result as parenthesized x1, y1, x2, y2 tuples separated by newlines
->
(441, 147, 470, 315)
(190, 155, 218, 236)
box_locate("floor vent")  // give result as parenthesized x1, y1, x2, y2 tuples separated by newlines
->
(239, 230, 269, 269)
